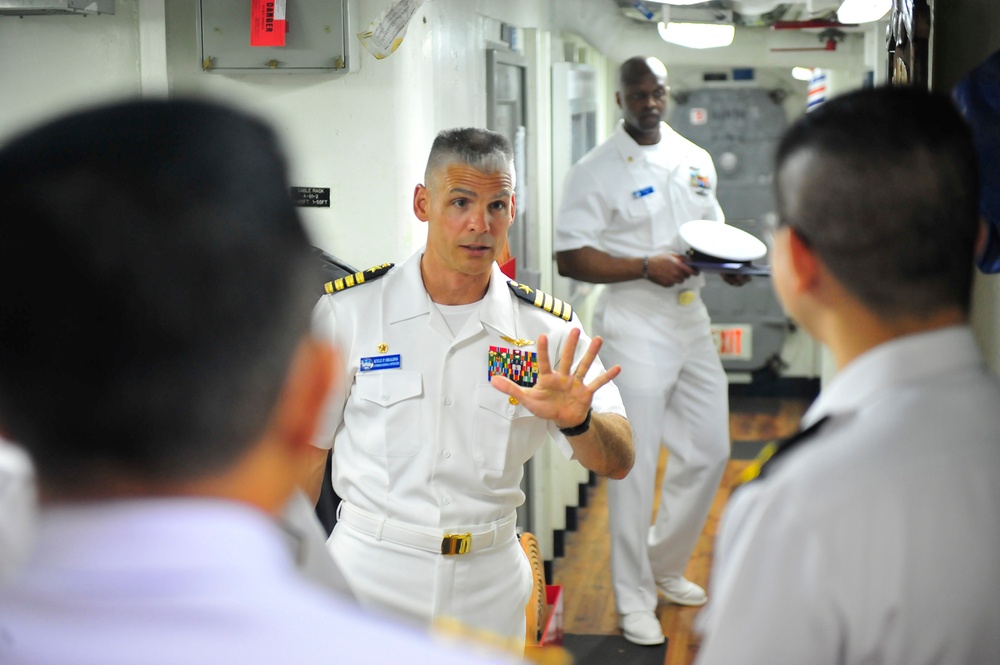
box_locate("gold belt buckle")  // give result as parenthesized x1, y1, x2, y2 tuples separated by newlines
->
(441, 532, 472, 555)
(677, 289, 696, 306)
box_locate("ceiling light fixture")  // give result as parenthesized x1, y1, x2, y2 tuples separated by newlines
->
(657, 21, 735, 49)
(791, 67, 813, 81)
(836, 0, 891, 24)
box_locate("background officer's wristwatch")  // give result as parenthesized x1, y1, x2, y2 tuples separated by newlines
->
(558, 408, 593, 437)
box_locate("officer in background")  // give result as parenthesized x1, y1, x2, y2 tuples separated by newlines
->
(310, 127, 634, 648)
(554, 55, 747, 645)
(0, 99, 512, 665)
(695, 86, 1000, 665)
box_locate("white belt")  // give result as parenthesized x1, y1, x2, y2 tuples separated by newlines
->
(336, 502, 518, 556)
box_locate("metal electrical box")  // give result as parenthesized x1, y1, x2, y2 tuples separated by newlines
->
(0, 0, 113, 16)
(198, 0, 349, 73)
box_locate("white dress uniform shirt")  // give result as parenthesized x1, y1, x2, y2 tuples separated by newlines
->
(554, 120, 731, 616)
(0, 499, 515, 665)
(311, 250, 626, 640)
(554, 120, 723, 289)
(695, 326, 1000, 665)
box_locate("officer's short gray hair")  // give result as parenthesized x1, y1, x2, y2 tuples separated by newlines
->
(424, 127, 515, 189)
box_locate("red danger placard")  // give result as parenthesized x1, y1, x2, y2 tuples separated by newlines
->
(250, 0, 286, 47)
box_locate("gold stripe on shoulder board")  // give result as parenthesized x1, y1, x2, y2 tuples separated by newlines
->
(324, 263, 394, 295)
(507, 280, 573, 321)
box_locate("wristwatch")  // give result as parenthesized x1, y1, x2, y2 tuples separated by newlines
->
(558, 408, 593, 437)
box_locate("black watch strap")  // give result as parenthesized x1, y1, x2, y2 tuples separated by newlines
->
(558, 408, 593, 437)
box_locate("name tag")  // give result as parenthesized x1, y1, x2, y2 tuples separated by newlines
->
(632, 186, 654, 199)
(360, 354, 401, 372)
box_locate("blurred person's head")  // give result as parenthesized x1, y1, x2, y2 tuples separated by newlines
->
(0, 99, 335, 510)
(771, 86, 979, 351)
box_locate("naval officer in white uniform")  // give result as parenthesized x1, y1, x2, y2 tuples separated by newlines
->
(695, 86, 1000, 665)
(554, 56, 748, 645)
(311, 127, 634, 647)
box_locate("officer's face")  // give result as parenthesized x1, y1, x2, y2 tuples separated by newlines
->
(414, 162, 515, 280)
(618, 69, 668, 137)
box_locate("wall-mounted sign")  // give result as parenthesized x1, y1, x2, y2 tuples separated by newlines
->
(357, 0, 424, 59)
(291, 187, 330, 207)
(250, 0, 287, 47)
(711, 324, 753, 361)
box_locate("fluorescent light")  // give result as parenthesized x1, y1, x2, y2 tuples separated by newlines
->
(657, 21, 735, 49)
(642, 0, 707, 4)
(792, 67, 813, 81)
(837, 0, 891, 23)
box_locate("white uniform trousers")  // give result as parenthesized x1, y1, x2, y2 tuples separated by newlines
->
(594, 289, 730, 615)
(328, 511, 533, 645)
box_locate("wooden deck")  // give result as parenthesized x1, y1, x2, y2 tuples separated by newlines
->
(551, 397, 811, 665)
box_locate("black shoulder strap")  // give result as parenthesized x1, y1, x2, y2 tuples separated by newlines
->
(738, 415, 831, 486)
(323, 263, 394, 295)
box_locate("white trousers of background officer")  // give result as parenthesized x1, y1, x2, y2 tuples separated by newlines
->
(594, 283, 730, 616)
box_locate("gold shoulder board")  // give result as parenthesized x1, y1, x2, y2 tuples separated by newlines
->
(324, 263, 394, 295)
(507, 280, 573, 321)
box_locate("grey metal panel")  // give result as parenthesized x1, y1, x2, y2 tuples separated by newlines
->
(0, 0, 113, 15)
(198, 0, 348, 72)
(670, 87, 790, 372)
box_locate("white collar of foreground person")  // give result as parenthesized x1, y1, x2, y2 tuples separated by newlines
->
(799, 324, 983, 431)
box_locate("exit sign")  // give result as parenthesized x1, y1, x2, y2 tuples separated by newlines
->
(711, 324, 753, 360)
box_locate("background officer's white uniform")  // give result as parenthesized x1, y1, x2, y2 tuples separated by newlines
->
(695, 326, 1000, 665)
(555, 120, 730, 616)
(312, 251, 626, 642)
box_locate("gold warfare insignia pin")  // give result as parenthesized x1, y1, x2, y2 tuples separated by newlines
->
(377, 343, 388, 353)
(500, 335, 535, 348)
